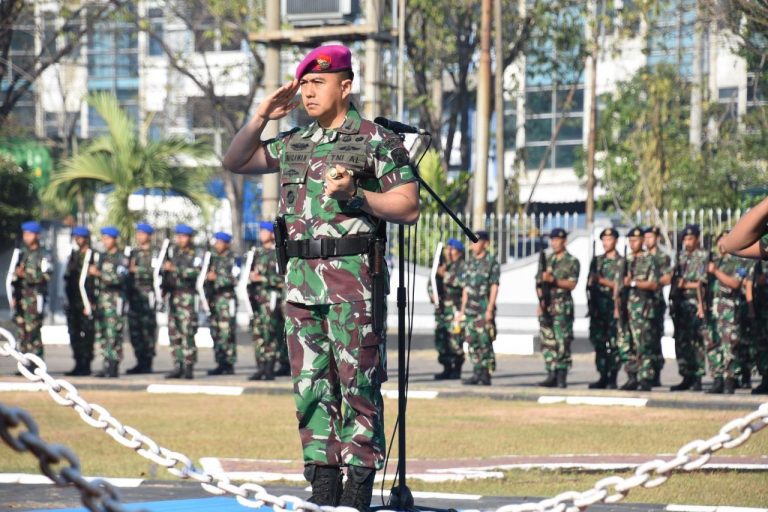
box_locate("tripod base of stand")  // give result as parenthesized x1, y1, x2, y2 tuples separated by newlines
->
(388, 484, 414, 510)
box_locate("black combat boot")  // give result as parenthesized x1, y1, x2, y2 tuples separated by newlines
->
(639, 379, 653, 392)
(691, 376, 703, 391)
(556, 369, 567, 389)
(65, 361, 83, 376)
(207, 364, 227, 376)
(620, 373, 638, 391)
(274, 361, 291, 377)
(670, 376, 692, 391)
(707, 377, 724, 394)
(462, 369, 481, 385)
(588, 371, 607, 389)
(127, 358, 152, 375)
(107, 361, 119, 378)
(448, 360, 463, 379)
(478, 368, 492, 386)
(183, 363, 194, 380)
(724, 377, 736, 395)
(305, 465, 343, 506)
(165, 364, 183, 379)
(339, 465, 376, 512)
(248, 362, 266, 381)
(606, 369, 618, 389)
(433, 363, 451, 380)
(740, 372, 752, 389)
(538, 370, 557, 388)
(262, 358, 275, 381)
(652, 373, 662, 387)
(752, 375, 768, 395)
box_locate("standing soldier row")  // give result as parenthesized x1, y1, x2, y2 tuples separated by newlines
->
(428, 238, 466, 380)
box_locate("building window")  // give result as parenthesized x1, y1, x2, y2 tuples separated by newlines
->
(147, 8, 164, 56)
(524, 85, 584, 170)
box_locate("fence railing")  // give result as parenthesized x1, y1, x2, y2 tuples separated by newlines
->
(389, 208, 745, 268)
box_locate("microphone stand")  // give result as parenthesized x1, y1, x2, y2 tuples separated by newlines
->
(386, 131, 477, 511)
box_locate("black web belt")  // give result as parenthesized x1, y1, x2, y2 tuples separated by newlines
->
(286, 236, 373, 259)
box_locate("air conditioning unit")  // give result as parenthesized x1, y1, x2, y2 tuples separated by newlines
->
(282, 0, 360, 27)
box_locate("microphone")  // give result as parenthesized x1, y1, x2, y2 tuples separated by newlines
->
(374, 116, 430, 135)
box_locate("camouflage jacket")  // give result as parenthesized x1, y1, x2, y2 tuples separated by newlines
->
(427, 258, 464, 309)
(128, 246, 154, 289)
(649, 249, 672, 299)
(264, 105, 416, 306)
(96, 249, 127, 293)
(625, 251, 659, 306)
(166, 246, 201, 292)
(593, 253, 623, 300)
(537, 251, 580, 300)
(208, 249, 237, 295)
(460, 252, 500, 315)
(17, 246, 51, 293)
(711, 253, 748, 298)
(677, 248, 709, 299)
(249, 245, 283, 304)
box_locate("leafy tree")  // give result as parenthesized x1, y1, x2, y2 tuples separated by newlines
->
(45, 93, 215, 239)
(0, 153, 37, 250)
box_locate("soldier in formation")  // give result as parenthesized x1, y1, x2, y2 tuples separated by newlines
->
(206, 232, 238, 376)
(428, 238, 466, 380)
(63, 226, 95, 376)
(458, 231, 499, 386)
(537, 228, 580, 389)
(11, 221, 51, 363)
(644, 227, 672, 386)
(126, 222, 157, 374)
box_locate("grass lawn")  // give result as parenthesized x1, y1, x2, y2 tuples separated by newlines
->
(0, 391, 766, 507)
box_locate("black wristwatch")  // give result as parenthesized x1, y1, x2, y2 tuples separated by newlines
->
(347, 185, 366, 209)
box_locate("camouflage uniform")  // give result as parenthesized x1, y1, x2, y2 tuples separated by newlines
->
(427, 257, 465, 370)
(249, 246, 284, 369)
(207, 249, 238, 368)
(537, 252, 580, 372)
(165, 246, 201, 366)
(264, 105, 415, 470)
(12, 247, 50, 357)
(127, 246, 157, 368)
(459, 253, 499, 375)
(673, 249, 709, 380)
(588, 253, 623, 377)
(754, 261, 768, 389)
(649, 250, 672, 377)
(63, 248, 95, 371)
(94, 250, 127, 365)
(617, 252, 659, 383)
(707, 254, 748, 381)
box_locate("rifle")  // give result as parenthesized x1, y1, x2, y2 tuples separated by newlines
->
(196, 250, 212, 315)
(669, 243, 685, 338)
(616, 246, 631, 332)
(79, 248, 94, 318)
(238, 247, 256, 317)
(153, 238, 170, 312)
(429, 242, 445, 306)
(536, 236, 552, 326)
(5, 244, 21, 312)
(586, 239, 597, 319)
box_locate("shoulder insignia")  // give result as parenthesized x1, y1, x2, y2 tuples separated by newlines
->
(290, 142, 310, 150)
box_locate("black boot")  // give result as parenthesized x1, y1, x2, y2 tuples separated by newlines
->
(305, 465, 343, 506)
(165, 364, 184, 379)
(621, 373, 638, 391)
(707, 377, 724, 394)
(478, 368, 492, 386)
(740, 372, 752, 389)
(248, 362, 266, 381)
(207, 364, 226, 376)
(274, 361, 291, 377)
(126, 358, 152, 375)
(262, 358, 275, 381)
(339, 465, 376, 512)
(606, 369, 618, 390)
(639, 379, 653, 392)
(94, 362, 109, 378)
(448, 361, 463, 379)
(670, 376, 692, 391)
(108, 361, 119, 378)
(752, 375, 768, 395)
(691, 376, 702, 391)
(126, 363, 144, 375)
(538, 370, 557, 388)
(724, 377, 736, 395)
(588, 371, 607, 389)
(183, 363, 194, 380)
(556, 369, 567, 389)
(462, 369, 481, 385)
(65, 361, 84, 376)
(434, 363, 451, 380)
(652, 373, 662, 388)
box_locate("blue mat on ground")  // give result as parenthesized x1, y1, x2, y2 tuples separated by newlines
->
(27, 496, 276, 512)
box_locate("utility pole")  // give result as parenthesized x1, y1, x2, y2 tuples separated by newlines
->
(585, 0, 598, 228)
(261, 0, 281, 220)
(363, 0, 382, 120)
(472, 0, 492, 231)
(494, 0, 505, 220)
(689, 0, 704, 152)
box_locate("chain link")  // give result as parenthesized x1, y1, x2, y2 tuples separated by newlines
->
(2, 326, 767, 512)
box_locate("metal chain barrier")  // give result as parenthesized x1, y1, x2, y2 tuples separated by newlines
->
(2, 326, 767, 512)
(0, 402, 144, 512)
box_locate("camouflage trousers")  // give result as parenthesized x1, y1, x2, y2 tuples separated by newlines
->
(588, 297, 620, 374)
(168, 291, 198, 365)
(618, 303, 656, 381)
(755, 320, 768, 377)
(434, 304, 465, 367)
(463, 312, 495, 373)
(14, 291, 43, 357)
(210, 292, 237, 366)
(127, 286, 157, 363)
(65, 299, 94, 366)
(539, 297, 574, 371)
(707, 296, 742, 380)
(95, 290, 124, 363)
(673, 297, 707, 378)
(252, 299, 284, 364)
(284, 300, 386, 470)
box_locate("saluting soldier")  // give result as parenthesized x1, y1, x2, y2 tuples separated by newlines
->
(63, 226, 95, 376)
(706, 233, 748, 394)
(163, 224, 201, 380)
(536, 228, 580, 389)
(458, 231, 499, 386)
(126, 222, 157, 374)
(617, 227, 660, 392)
(206, 231, 238, 376)
(12, 221, 51, 361)
(644, 227, 672, 386)
(428, 238, 466, 380)
(222, 44, 419, 511)
(248, 221, 285, 381)
(90, 226, 127, 378)
(587, 227, 623, 389)
(670, 224, 709, 391)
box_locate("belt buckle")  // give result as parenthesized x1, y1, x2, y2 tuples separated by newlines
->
(308, 238, 322, 258)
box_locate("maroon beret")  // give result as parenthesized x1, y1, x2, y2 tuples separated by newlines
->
(295, 45, 353, 80)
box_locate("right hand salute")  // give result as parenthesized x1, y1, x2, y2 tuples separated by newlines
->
(256, 80, 301, 120)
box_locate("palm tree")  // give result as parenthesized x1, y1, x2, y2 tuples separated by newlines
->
(46, 92, 214, 238)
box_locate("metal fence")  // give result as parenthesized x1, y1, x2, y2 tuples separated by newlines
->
(389, 208, 746, 268)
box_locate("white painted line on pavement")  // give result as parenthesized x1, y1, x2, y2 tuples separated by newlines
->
(667, 506, 768, 512)
(146, 384, 243, 396)
(538, 396, 648, 407)
(0, 473, 143, 487)
(0, 382, 45, 392)
(382, 389, 439, 400)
